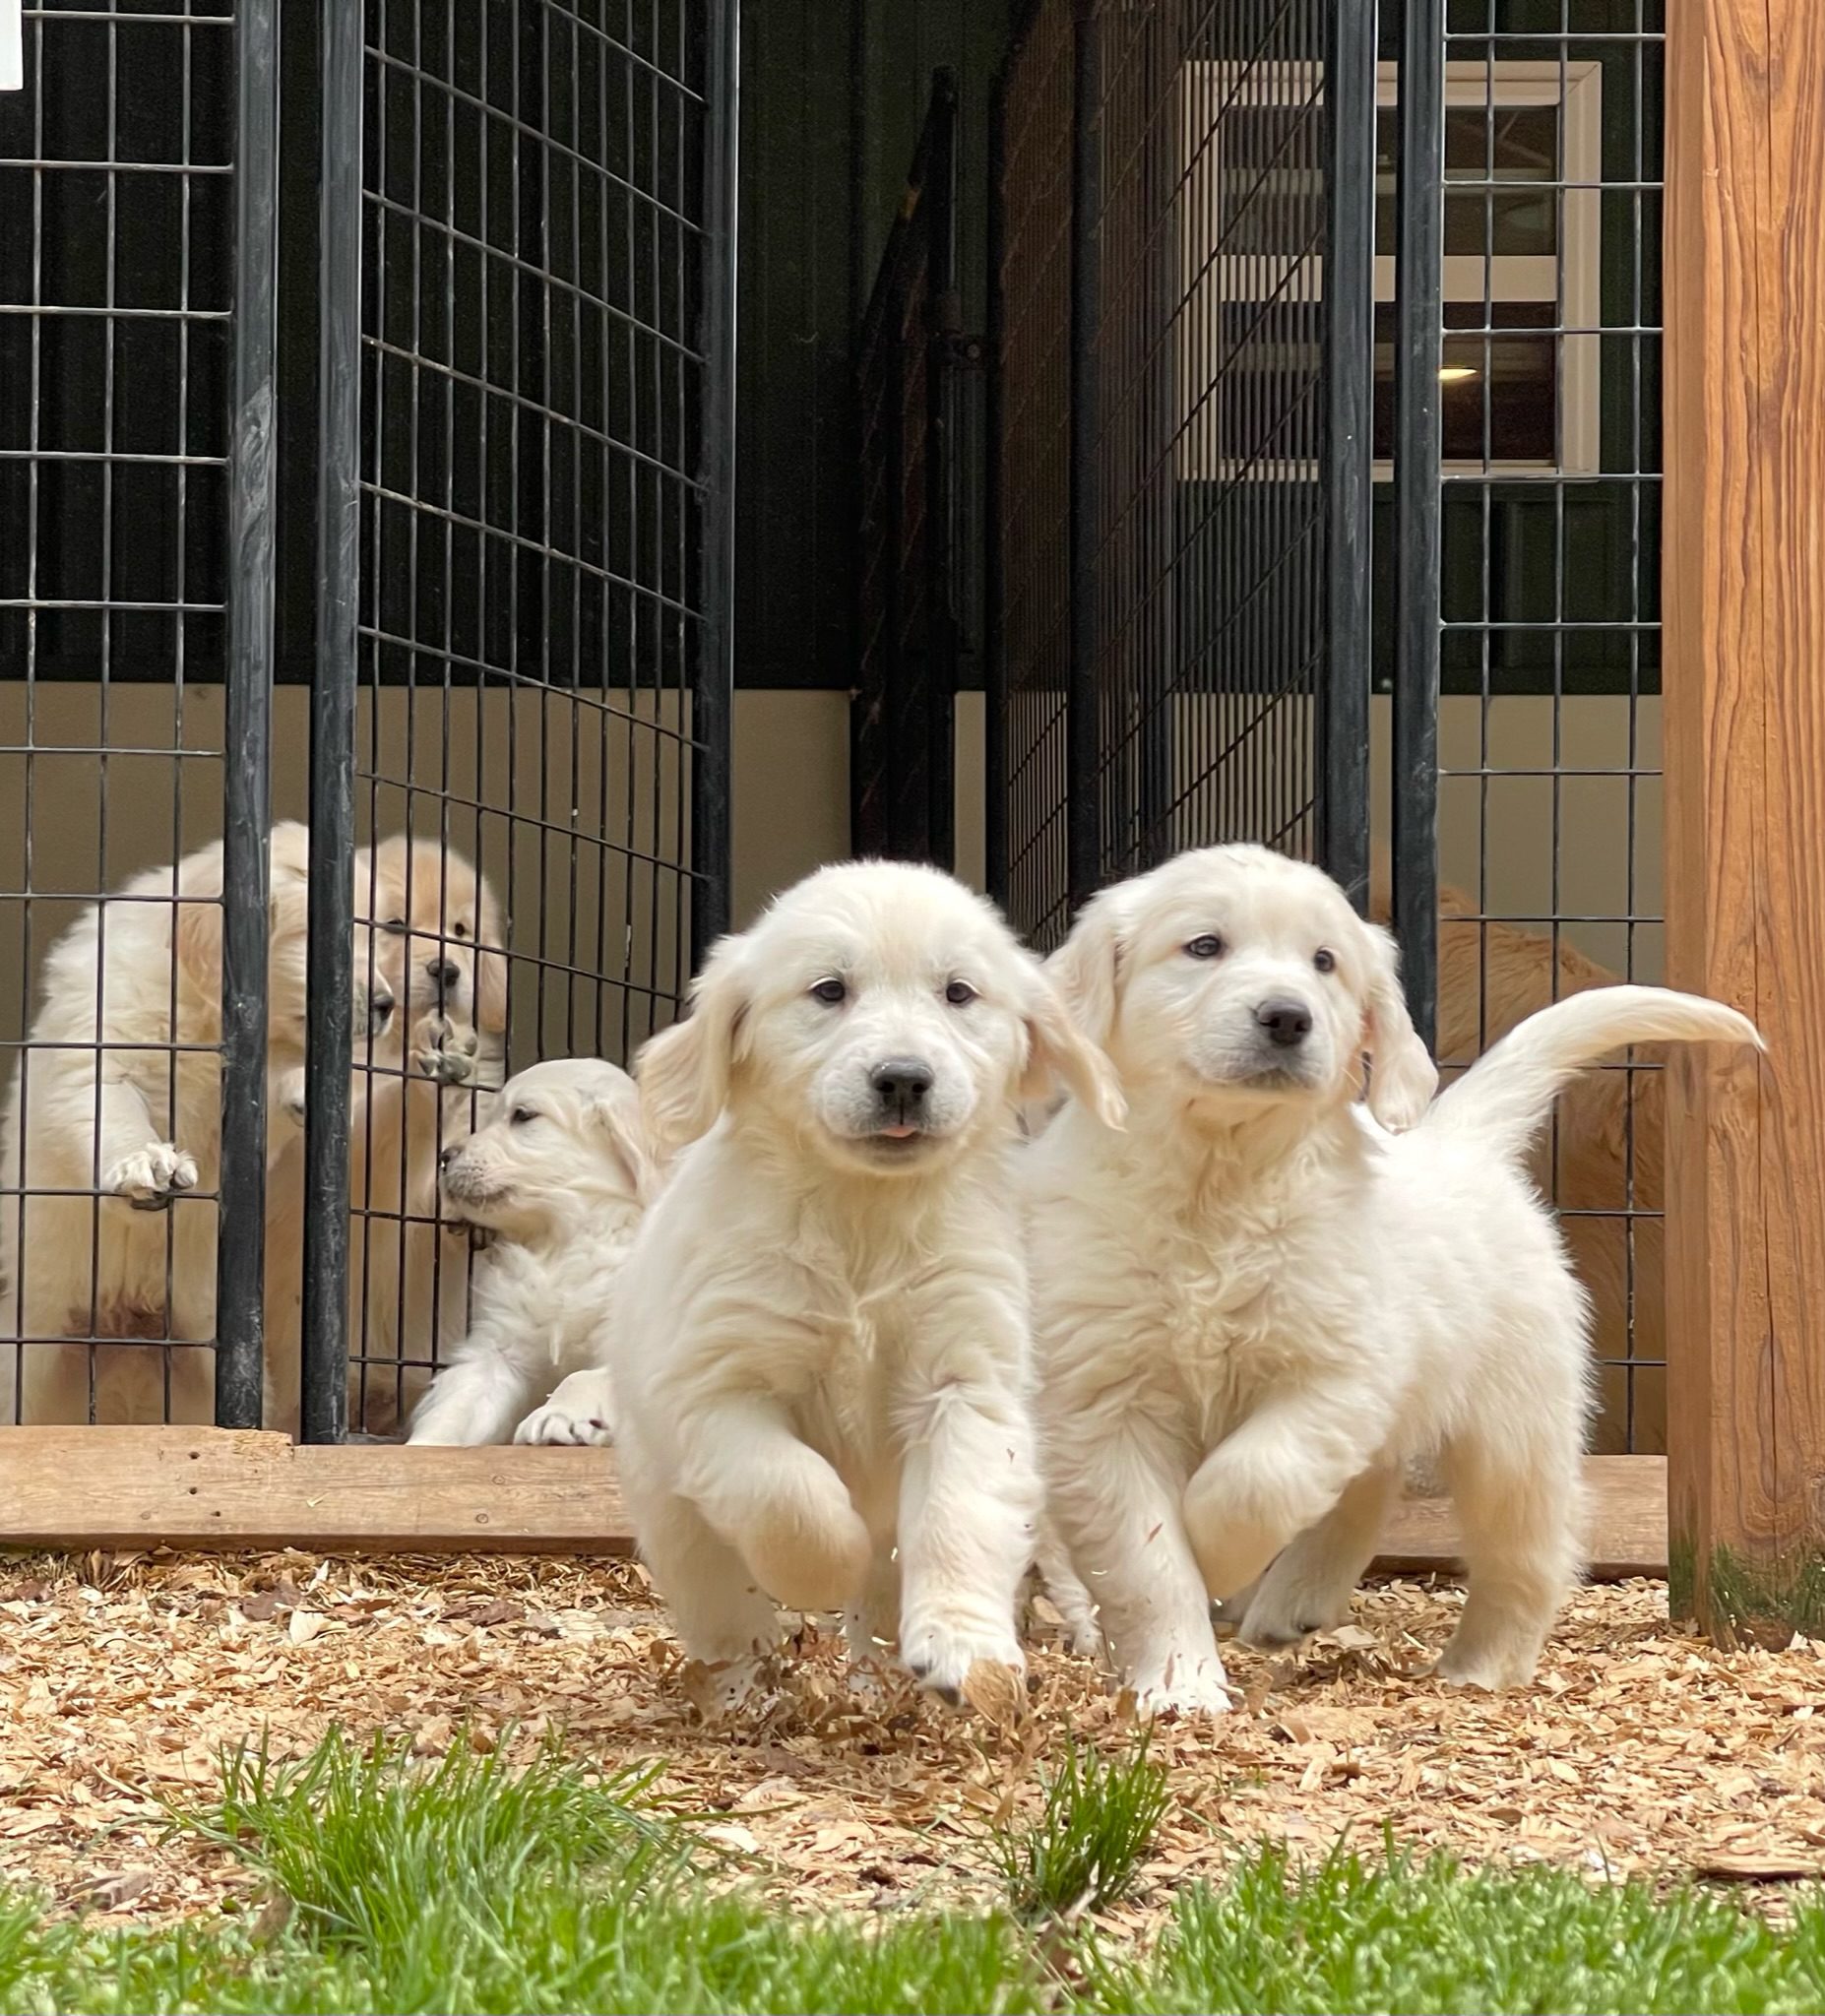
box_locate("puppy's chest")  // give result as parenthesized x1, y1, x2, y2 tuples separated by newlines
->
(1129, 1214, 1319, 1410)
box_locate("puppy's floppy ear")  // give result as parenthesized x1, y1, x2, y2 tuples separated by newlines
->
(172, 840, 226, 993)
(584, 1087, 660, 1203)
(267, 822, 311, 948)
(474, 883, 509, 1036)
(1045, 886, 1125, 1049)
(1021, 965, 1126, 1130)
(1358, 919, 1437, 1130)
(636, 938, 749, 1157)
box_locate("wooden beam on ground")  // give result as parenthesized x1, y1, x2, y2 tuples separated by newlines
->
(0, 1428, 632, 1553)
(1664, 0, 1825, 1643)
(1375, 1456, 1667, 1582)
(0, 1430, 1667, 1578)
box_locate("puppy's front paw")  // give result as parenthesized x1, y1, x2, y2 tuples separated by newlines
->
(411, 1015, 479, 1086)
(513, 1399, 614, 1447)
(105, 1141, 199, 1210)
(899, 1615, 1027, 1709)
(1133, 1656, 1233, 1720)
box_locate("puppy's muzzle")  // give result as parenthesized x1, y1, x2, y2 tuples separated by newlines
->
(868, 1056, 934, 1138)
(428, 957, 464, 1006)
(365, 983, 396, 1038)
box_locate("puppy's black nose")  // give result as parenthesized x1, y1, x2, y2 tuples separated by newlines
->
(438, 1143, 460, 1172)
(869, 1058, 934, 1110)
(428, 958, 463, 994)
(1255, 996, 1313, 1047)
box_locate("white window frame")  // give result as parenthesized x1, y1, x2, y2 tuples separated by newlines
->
(1174, 57, 1602, 482)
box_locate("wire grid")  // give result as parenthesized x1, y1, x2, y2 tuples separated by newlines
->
(1399, 0, 1665, 1452)
(345, 0, 708, 1435)
(993, 0, 1074, 948)
(852, 73, 955, 868)
(0, 0, 242, 1424)
(1096, 0, 1330, 880)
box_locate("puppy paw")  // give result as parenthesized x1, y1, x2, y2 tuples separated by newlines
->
(1435, 1642, 1538, 1692)
(1132, 1656, 1234, 1719)
(741, 1493, 872, 1615)
(411, 1015, 479, 1086)
(1237, 1587, 1346, 1651)
(513, 1399, 614, 1447)
(899, 1616, 1027, 1708)
(105, 1141, 199, 1210)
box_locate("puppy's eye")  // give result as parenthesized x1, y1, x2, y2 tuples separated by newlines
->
(1313, 947, 1337, 976)
(510, 1106, 537, 1127)
(1184, 934, 1225, 961)
(809, 977, 848, 1007)
(382, 917, 409, 937)
(452, 920, 470, 940)
(944, 979, 977, 1007)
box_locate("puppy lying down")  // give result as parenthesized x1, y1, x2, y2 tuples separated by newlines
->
(405, 1059, 652, 1447)
(1031, 845, 1761, 1713)
(596, 859, 1123, 1708)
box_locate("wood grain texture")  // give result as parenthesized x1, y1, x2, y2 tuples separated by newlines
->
(0, 1429, 631, 1553)
(1664, 0, 1825, 1629)
(0, 1430, 1667, 1579)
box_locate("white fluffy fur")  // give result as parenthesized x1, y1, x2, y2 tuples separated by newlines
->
(602, 859, 1124, 1707)
(1029, 844, 1762, 1712)
(405, 1058, 653, 1447)
(0, 822, 356, 1425)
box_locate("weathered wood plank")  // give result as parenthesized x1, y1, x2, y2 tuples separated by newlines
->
(0, 1430, 1666, 1579)
(1664, 0, 1825, 1640)
(0, 1428, 631, 1553)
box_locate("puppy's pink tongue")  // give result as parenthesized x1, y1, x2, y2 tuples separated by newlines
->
(880, 1124, 918, 1139)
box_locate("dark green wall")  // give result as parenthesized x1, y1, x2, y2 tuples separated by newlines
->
(734, 0, 1010, 688)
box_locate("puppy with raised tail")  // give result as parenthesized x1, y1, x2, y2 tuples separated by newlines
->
(605, 860, 1123, 1708)
(404, 1058, 655, 1448)
(1030, 844, 1761, 1713)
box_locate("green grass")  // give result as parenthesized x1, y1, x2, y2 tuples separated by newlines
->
(987, 1734, 1171, 1921)
(2, 1731, 1824, 2014)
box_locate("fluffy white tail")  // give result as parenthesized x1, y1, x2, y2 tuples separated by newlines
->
(1422, 984, 1763, 1166)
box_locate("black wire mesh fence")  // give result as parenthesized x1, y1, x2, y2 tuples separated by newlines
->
(0, 0, 277, 1431)
(988, 0, 1376, 951)
(0, 0, 735, 1441)
(852, 70, 966, 870)
(988, 0, 1664, 1455)
(1380, 0, 1668, 1454)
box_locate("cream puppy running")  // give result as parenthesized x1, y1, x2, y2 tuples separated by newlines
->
(1030, 844, 1761, 1713)
(598, 859, 1123, 1706)
(404, 1058, 655, 1447)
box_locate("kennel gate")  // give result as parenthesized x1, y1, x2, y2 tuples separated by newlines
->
(0, 0, 736, 1444)
(984, 0, 1668, 1457)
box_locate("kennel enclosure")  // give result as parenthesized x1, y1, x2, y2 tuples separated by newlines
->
(0, 0, 735, 1442)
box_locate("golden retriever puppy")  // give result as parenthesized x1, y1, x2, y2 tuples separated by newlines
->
(404, 1059, 654, 1446)
(338, 833, 507, 1432)
(0, 821, 385, 1425)
(1032, 845, 1758, 1712)
(584, 860, 1121, 1708)
(1369, 851, 1665, 1452)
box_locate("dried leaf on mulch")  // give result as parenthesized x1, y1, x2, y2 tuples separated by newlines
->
(2, 1553, 1823, 1927)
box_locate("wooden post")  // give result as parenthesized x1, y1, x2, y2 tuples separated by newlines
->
(1664, 0, 1825, 1642)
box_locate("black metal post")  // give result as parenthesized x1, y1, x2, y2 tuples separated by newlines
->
(1321, 0, 1376, 914)
(301, 0, 362, 1445)
(923, 69, 960, 874)
(215, 0, 280, 1429)
(693, 0, 738, 962)
(1066, 0, 1101, 914)
(1392, 0, 1443, 1041)
(983, 72, 1009, 909)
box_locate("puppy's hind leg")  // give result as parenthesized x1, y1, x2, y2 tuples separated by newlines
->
(1239, 1460, 1400, 1647)
(1435, 1424, 1582, 1692)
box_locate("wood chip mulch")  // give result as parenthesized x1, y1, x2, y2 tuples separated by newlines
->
(2, 1553, 1823, 1928)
